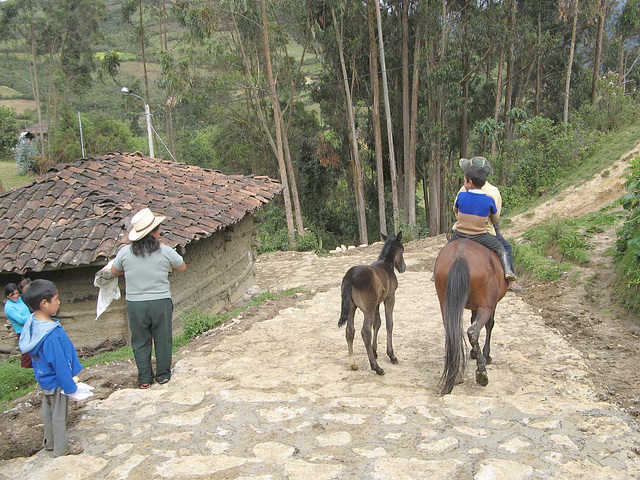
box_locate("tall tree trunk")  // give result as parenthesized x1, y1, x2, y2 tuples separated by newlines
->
(28, 2, 46, 172)
(535, 13, 542, 116)
(503, 0, 515, 143)
(261, 0, 296, 248)
(367, 0, 387, 237)
(491, 26, 506, 156)
(280, 116, 304, 234)
(591, 0, 608, 105)
(332, 7, 368, 245)
(376, 0, 400, 232)
(408, 24, 421, 226)
(618, 36, 625, 90)
(564, 0, 579, 124)
(460, 0, 470, 158)
(401, 0, 411, 217)
(273, 8, 305, 235)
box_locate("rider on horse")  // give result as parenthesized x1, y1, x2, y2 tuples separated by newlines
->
(454, 157, 522, 291)
(450, 165, 517, 282)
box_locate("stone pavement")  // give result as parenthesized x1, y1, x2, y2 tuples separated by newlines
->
(1, 238, 639, 479)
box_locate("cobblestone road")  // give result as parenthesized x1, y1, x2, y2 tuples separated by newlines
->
(1, 237, 639, 479)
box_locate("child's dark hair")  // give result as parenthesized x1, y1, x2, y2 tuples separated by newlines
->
(4, 283, 18, 298)
(465, 165, 488, 188)
(18, 278, 31, 293)
(22, 279, 57, 311)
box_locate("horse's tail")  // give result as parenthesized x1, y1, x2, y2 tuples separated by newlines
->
(338, 272, 353, 328)
(440, 257, 470, 395)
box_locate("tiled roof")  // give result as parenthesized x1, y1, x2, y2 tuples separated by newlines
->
(0, 152, 281, 273)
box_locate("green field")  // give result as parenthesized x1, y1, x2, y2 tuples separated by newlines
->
(0, 161, 34, 191)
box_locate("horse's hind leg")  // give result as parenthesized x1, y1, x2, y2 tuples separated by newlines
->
(469, 310, 478, 360)
(362, 311, 384, 375)
(467, 309, 491, 387)
(384, 295, 398, 364)
(345, 303, 358, 370)
(482, 312, 495, 365)
(372, 306, 382, 359)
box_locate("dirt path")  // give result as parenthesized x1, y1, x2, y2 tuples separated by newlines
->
(1, 147, 639, 478)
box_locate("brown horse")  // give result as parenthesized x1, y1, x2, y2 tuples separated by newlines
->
(433, 238, 509, 395)
(338, 232, 406, 375)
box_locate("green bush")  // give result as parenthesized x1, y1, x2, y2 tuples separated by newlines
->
(0, 105, 18, 161)
(615, 156, 640, 314)
(574, 73, 639, 132)
(180, 309, 224, 338)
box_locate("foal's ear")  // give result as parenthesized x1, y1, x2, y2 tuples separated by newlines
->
(396, 231, 403, 242)
(380, 232, 387, 241)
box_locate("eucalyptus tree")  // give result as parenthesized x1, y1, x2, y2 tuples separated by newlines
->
(173, 0, 309, 247)
(615, 0, 640, 91)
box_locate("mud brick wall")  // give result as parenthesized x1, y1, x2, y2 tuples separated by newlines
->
(0, 216, 258, 352)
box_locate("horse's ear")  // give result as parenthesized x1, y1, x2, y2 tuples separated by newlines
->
(397, 231, 403, 242)
(380, 232, 387, 241)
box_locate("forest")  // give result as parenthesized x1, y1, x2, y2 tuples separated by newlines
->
(0, 0, 640, 255)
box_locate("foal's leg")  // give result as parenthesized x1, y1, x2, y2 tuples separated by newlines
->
(467, 308, 492, 387)
(345, 302, 358, 371)
(362, 311, 384, 375)
(383, 294, 398, 364)
(372, 306, 382, 359)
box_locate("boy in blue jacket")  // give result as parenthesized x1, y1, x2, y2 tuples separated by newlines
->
(451, 165, 517, 282)
(19, 279, 84, 456)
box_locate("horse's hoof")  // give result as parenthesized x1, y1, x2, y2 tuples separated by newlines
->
(375, 367, 385, 375)
(485, 355, 492, 365)
(389, 356, 398, 364)
(350, 364, 359, 371)
(476, 371, 489, 386)
(470, 349, 476, 360)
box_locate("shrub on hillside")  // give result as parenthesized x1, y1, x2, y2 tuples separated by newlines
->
(0, 106, 18, 161)
(615, 157, 640, 314)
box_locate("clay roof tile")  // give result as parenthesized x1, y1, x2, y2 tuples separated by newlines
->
(0, 153, 281, 273)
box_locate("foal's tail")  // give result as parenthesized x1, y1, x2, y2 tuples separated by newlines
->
(440, 257, 470, 395)
(338, 272, 353, 328)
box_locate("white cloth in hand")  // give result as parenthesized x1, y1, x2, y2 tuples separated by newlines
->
(63, 382, 95, 401)
(94, 259, 121, 320)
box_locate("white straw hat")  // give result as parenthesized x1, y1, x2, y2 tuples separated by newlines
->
(128, 208, 166, 241)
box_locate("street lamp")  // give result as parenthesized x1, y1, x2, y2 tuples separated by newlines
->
(121, 87, 154, 158)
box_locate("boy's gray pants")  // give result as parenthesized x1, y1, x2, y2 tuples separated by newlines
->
(42, 387, 70, 456)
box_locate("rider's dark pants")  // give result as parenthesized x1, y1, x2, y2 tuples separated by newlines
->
(449, 230, 507, 258)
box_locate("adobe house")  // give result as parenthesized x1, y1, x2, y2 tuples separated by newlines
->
(0, 152, 281, 352)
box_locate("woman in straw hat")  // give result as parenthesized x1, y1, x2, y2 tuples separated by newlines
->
(111, 207, 186, 388)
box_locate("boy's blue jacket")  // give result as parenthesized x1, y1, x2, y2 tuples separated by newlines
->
(19, 314, 82, 393)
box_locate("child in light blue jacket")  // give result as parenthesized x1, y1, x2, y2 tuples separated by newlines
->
(19, 279, 83, 456)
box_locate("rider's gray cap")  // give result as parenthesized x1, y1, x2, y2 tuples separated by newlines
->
(459, 156, 493, 175)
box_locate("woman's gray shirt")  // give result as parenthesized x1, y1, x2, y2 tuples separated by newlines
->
(113, 244, 184, 301)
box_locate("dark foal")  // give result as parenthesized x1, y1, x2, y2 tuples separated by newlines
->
(433, 238, 509, 395)
(338, 232, 406, 375)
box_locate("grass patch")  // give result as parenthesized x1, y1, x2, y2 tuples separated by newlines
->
(0, 357, 37, 411)
(0, 161, 35, 191)
(0, 288, 302, 410)
(0, 86, 24, 99)
(515, 206, 624, 281)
